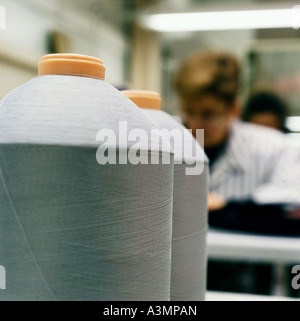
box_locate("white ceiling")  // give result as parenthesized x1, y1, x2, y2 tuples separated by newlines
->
(18, 0, 300, 28)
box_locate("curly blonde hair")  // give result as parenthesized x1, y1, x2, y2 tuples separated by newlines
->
(174, 50, 240, 105)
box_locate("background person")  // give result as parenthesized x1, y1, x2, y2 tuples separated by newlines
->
(174, 50, 300, 295)
(242, 87, 290, 133)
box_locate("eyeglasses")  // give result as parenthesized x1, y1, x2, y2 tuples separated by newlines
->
(185, 110, 229, 123)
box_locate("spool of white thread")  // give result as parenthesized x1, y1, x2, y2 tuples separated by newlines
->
(0, 54, 174, 301)
(122, 90, 209, 301)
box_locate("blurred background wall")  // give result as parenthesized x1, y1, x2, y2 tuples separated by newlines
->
(1, 0, 300, 140)
(0, 0, 130, 96)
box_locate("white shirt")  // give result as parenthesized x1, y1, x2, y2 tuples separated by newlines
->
(210, 120, 300, 205)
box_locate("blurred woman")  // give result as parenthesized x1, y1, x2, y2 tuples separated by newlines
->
(174, 50, 300, 296)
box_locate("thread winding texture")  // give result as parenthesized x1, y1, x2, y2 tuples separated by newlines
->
(0, 75, 173, 300)
(141, 109, 209, 301)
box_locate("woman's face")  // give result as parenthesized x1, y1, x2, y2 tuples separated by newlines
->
(182, 94, 236, 148)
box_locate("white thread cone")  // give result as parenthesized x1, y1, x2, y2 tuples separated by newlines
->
(139, 108, 209, 301)
(0, 73, 174, 301)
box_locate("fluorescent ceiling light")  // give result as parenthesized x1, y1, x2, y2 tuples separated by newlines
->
(141, 7, 300, 32)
